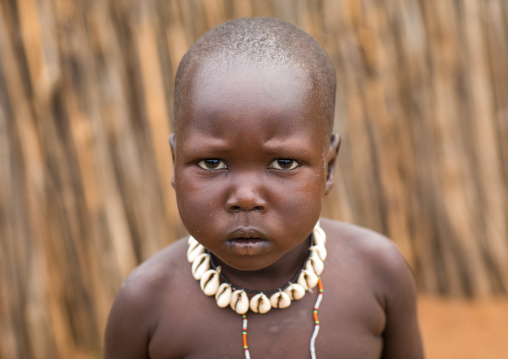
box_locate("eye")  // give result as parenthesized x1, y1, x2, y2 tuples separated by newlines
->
(269, 159, 300, 170)
(197, 159, 227, 170)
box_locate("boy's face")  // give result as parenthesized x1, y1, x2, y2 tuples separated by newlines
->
(171, 62, 338, 271)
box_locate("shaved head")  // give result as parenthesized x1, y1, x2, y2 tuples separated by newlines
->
(173, 17, 336, 134)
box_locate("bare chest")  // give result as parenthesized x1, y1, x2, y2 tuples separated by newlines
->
(148, 286, 385, 359)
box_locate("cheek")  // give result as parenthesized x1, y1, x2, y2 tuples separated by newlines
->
(268, 172, 326, 217)
(174, 173, 225, 229)
(266, 179, 324, 248)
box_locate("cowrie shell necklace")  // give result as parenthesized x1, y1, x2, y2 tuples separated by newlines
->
(187, 222, 326, 359)
(187, 222, 327, 315)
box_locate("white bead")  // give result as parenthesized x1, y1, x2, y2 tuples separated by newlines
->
(215, 283, 232, 308)
(191, 253, 211, 280)
(306, 256, 324, 276)
(230, 290, 249, 314)
(283, 283, 306, 300)
(270, 291, 291, 309)
(297, 269, 319, 290)
(249, 293, 271, 314)
(200, 267, 221, 296)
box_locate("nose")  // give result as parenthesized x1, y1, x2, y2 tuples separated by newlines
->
(225, 172, 267, 213)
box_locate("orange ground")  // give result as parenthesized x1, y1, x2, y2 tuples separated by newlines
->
(418, 296, 508, 359)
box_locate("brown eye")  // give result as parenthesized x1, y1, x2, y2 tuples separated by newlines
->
(269, 159, 299, 170)
(197, 159, 227, 170)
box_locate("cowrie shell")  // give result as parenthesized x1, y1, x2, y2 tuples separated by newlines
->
(249, 293, 271, 314)
(230, 290, 249, 315)
(297, 269, 319, 290)
(187, 240, 205, 263)
(305, 256, 324, 276)
(200, 267, 221, 296)
(283, 283, 306, 300)
(313, 225, 326, 246)
(191, 253, 211, 280)
(309, 245, 327, 262)
(215, 283, 232, 308)
(270, 291, 291, 309)
(188, 235, 198, 246)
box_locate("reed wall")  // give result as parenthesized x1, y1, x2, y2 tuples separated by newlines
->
(1, 0, 507, 357)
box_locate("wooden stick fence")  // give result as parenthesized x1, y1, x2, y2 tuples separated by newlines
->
(1, 0, 507, 357)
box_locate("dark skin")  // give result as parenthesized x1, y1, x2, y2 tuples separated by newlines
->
(104, 62, 424, 358)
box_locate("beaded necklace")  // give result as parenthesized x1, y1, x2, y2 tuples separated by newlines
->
(241, 278, 323, 359)
(187, 222, 326, 358)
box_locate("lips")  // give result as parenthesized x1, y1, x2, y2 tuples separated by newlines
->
(226, 238, 270, 256)
(226, 227, 268, 240)
(225, 227, 270, 256)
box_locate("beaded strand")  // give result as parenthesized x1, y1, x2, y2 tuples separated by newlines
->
(310, 277, 323, 359)
(242, 314, 251, 359)
(241, 277, 324, 359)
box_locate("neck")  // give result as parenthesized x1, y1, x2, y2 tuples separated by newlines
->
(211, 235, 312, 293)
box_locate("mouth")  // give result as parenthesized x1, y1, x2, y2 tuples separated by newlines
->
(226, 238, 270, 256)
(225, 227, 270, 256)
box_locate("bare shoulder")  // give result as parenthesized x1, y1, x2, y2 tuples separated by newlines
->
(319, 218, 424, 359)
(320, 218, 414, 303)
(104, 238, 189, 359)
(120, 238, 189, 298)
(320, 217, 404, 260)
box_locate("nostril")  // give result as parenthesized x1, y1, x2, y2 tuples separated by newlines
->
(227, 204, 265, 213)
(225, 184, 267, 212)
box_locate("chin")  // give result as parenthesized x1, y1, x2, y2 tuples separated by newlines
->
(217, 253, 279, 272)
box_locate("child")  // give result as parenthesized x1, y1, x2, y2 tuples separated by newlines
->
(104, 18, 424, 358)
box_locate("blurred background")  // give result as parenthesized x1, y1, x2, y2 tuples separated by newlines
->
(1, 0, 507, 358)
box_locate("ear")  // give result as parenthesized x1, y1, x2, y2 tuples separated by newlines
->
(325, 134, 341, 195)
(169, 133, 176, 189)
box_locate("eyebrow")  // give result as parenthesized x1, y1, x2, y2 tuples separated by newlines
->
(263, 135, 319, 153)
(180, 135, 229, 148)
(180, 134, 318, 158)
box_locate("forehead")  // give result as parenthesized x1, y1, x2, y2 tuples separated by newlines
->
(176, 62, 326, 138)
